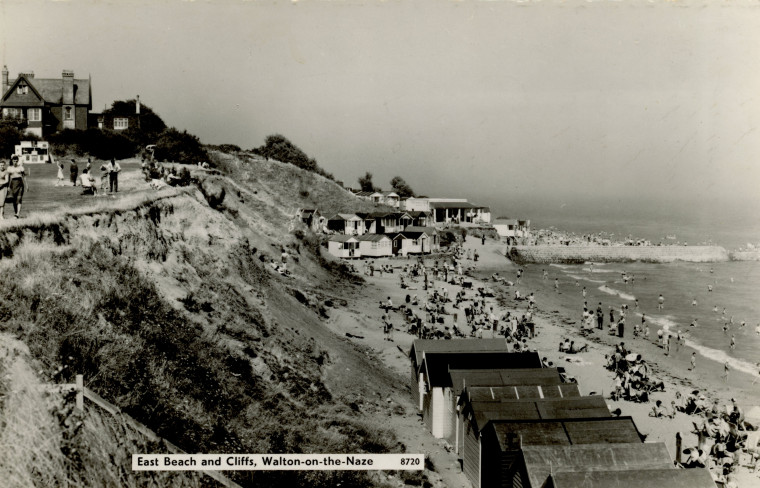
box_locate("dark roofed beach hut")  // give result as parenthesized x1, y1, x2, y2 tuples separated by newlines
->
(419, 352, 542, 438)
(546, 466, 717, 488)
(409, 339, 511, 410)
(449, 370, 575, 455)
(520, 443, 675, 488)
(474, 417, 644, 488)
(452, 385, 581, 456)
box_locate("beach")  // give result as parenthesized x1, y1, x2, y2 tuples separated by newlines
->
(325, 236, 760, 487)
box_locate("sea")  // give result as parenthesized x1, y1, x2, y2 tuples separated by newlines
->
(502, 197, 760, 376)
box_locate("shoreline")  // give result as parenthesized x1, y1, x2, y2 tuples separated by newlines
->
(326, 236, 760, 487)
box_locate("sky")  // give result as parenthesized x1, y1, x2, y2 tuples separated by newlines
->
(2, 0, 760, 221)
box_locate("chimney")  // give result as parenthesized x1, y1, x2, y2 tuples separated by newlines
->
(19, 71, 34, 79)
(62, 69, 74, 104)
(2, 66, 8, 95)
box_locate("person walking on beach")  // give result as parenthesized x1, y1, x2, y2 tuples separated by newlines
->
(690, 352, 696, 371)
(481, 235, 485, 246)
(722, 361, 730, 382)
(542, 269, 548, 280)
(582, 287, 586, 298)
(596, 304, 604, 330)
(657, 294, 664, 310)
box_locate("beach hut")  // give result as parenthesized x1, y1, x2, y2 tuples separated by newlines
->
(397, 230, 430, 254)
(408, 339, 511, 411)
(472, 417, 644, 488)
(326, 213, 366, 235)
(418, 352, 542, 438)
(514, 442, 675, 488)
(327, 235, 360, 259)
(452, 380, 581, 455)
(404, 226, 440, 252)
(296, 208, 321, 232)
(357, 233, 392, 257)
(545, 466, 717, 488)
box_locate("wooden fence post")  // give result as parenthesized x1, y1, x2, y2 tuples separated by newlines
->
(76, 374, 84, 412)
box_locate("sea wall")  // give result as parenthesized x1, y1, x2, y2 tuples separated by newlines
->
(729, 250, 760, 261)
(508, 245, 730, 264)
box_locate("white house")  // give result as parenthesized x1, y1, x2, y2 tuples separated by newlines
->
(492, 218, 531, 242)
(357, 234, 392, 257)
(327, 235, 360, 258)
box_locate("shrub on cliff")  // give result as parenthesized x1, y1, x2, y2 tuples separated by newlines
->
(154, 128, 209, 165)
(252, 134, 334, 180)
(0, 119, 40, 157)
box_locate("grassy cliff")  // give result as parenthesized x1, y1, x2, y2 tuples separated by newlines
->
(0, 153, 407, 487)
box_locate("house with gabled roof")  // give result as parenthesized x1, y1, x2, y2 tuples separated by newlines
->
(1, 66, 92, 137)
(296, 208, 322, 232)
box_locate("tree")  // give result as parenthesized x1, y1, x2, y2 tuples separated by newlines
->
(358, 172, 377, 192)
(390, 176, 415, 198)
(154, 128, 208, 164)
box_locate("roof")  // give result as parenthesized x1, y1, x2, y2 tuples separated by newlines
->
(484, 417, 642, 450)
(449, 368, 565, 393)
(522, 443, 674, 488)
(357, 234, 391, 242)
(429, 201, 481, 210)
(400, 231, 428, 239)
(493, 218, 519, 226)
(329, 213, 361, 221)
(404, 226, 438, 234)
(466, 396, 611, 435)
(2, 74, 91, 106)
(299, 209, 318, 216)
(409, 339, 509, 367)
(421, 352, 542, 388)
(355, 191, 374, 197)
(548, 467, 716, 488)
(407, 211, 429, 218)
(328, 235, 359, 243)
(460, 384, 581, 403)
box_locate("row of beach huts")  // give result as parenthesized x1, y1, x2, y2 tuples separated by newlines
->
(408, 339, 717, 488)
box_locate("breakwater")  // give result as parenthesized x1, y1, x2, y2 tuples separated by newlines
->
(729, 250, 760, 261)
(508, 245, 730, 264)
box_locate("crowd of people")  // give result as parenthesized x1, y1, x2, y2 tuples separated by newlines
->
(57, 157, 122, 195)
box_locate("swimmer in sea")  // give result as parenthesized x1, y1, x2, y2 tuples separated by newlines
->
(634, 299, 639, 310)
(730, 335, 736, 350)
(690, 318, 698, 327)
(657, 294, 664, 310)
(582, 287, 586, 298)
(723, 323, 729, 334)
(713, 305, 718, 313)
(708, 284, 713, 292)
(740, 320, 746, 328)
(692, 298, 698, 307)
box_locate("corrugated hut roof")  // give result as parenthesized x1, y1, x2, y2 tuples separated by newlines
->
(328, 235, 359, 243)
(449, 368, 564, 394)
(485, 417, 642, 450)
(422, 352, 542, 388)
(548, 467, 716, 488)
(523, 443, 673, 488)
(409, 339, 509, 367)
(460, 384, 581, 404)
(429, 201, 481, 209)
(357, 234, 390, 242)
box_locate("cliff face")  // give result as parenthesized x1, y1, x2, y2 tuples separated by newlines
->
(508, 245, 730, 264)
(0, 157, 403, 488)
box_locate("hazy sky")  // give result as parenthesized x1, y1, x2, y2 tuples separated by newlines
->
(2, 0, 759, 216)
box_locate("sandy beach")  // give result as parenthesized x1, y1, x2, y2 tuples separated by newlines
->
(325, 236, 760, 487)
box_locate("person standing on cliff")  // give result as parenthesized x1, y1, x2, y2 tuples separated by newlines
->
(106, 158, 121, 193)
(69, 159, 78, 186)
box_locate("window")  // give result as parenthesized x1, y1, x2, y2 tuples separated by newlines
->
(114, 117, 129, 130)
(27, 108, 41, 122)
(371, 242, 378, 249)
(17, 84, 28, 95)
(64, 106, 73, 120)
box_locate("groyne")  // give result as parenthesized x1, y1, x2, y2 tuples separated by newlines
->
(507, 245, 730, 264)
(729, 250, 760, 261)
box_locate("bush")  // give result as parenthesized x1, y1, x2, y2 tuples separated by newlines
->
(48, 129, 137, 160)
(0, 119, 40, 157)
(154, 128, 209, 165)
